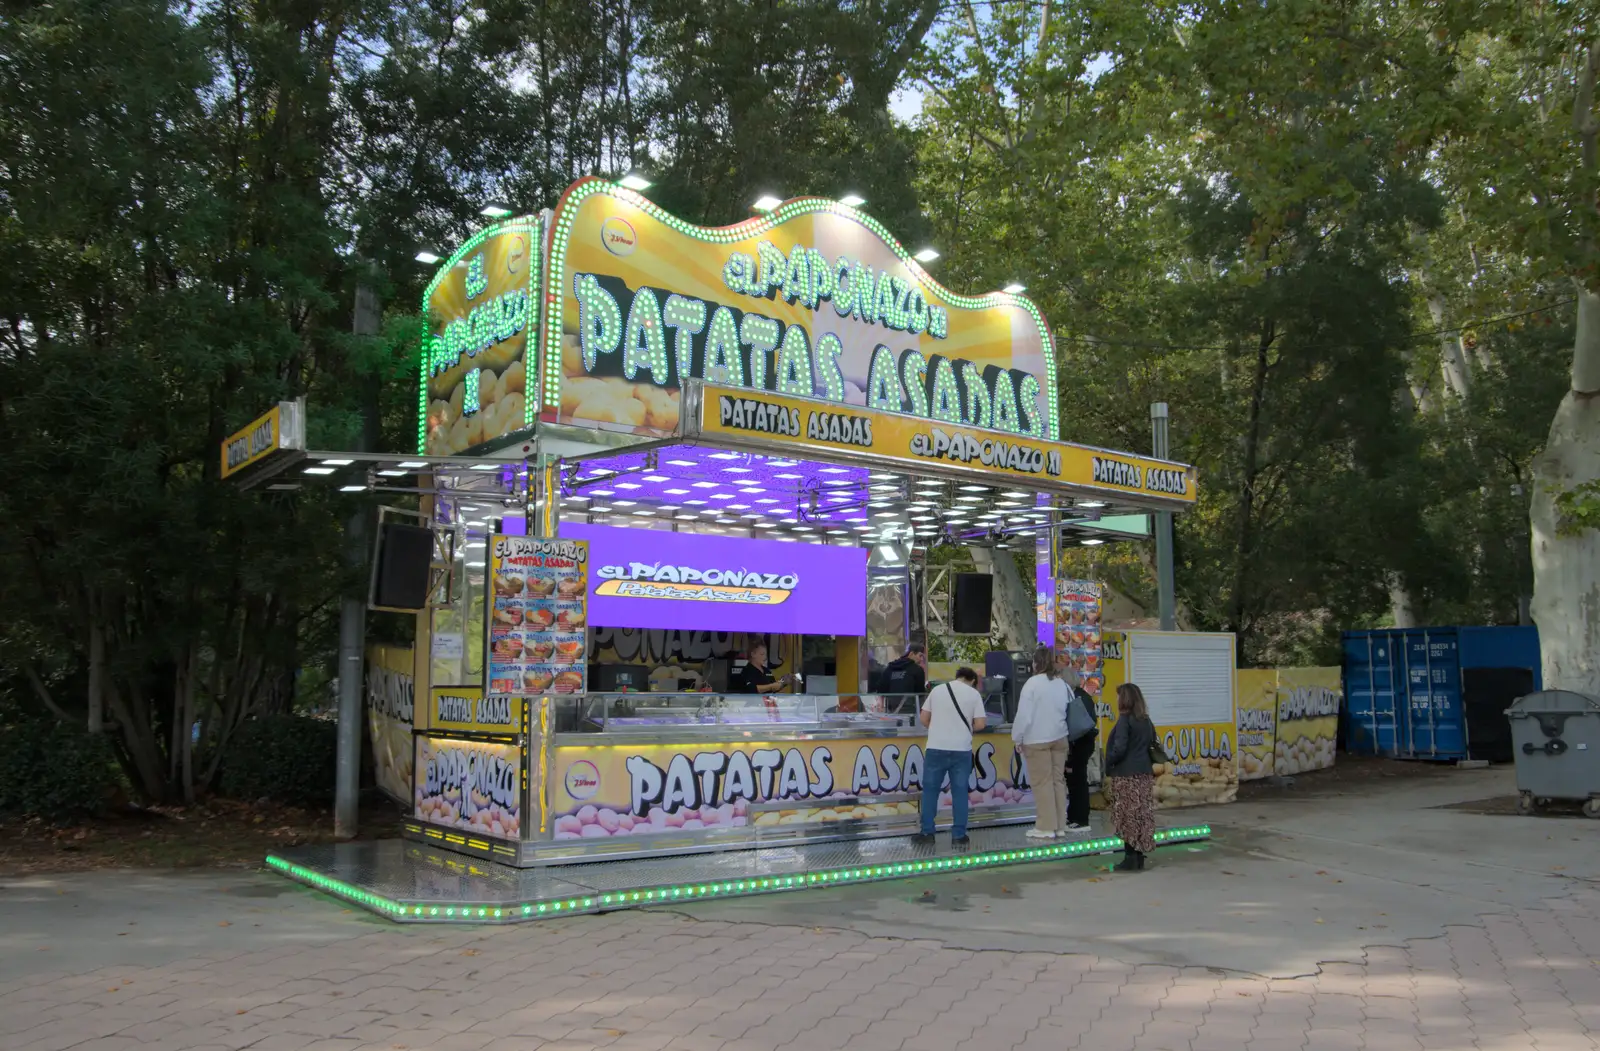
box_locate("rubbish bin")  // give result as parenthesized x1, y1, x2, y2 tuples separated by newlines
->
(1506, 690, 1600, 818)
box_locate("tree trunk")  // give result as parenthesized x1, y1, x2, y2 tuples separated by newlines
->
(1529, 289, 1600, 695)
(1425, 292, 1472, 400)
(1229, 319, 1275, 641)
(1387, 573, 1416, 628)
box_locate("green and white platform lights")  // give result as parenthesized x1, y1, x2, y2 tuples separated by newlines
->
(752, 194, 784, 213)
(266, 825, 1211, 926)
(618, 172, 653, 191)
(1003, 283, 1026, 295)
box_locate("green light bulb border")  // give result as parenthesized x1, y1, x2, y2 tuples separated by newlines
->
(266, 825, 1210, 925)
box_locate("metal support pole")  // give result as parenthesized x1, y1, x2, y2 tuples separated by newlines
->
(334, 573, 365, 839)
(1151, 402, 1177, 632)
(335, 280, 381, 840)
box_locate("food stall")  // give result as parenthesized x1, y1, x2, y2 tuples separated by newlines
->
(275, 177, 1203, 870)
(405, 377, 1197, 864)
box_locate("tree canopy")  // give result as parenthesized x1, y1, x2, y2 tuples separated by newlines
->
(2, 0, 1596, 800)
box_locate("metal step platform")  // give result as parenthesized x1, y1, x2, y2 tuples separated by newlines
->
(266, 822, 1211, 924)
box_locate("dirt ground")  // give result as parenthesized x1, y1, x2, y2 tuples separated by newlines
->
(0, 794, 407, 876)
(0, 756, 1570, 876)
(1236, 752, 1467, 800)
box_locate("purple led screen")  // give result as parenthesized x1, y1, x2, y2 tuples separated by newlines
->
(558, 522, 866, 636)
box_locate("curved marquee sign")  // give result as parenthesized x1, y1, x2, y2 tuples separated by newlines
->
(538, 178, 1059, 442)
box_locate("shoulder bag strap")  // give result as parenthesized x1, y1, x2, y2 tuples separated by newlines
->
(944, 684, 972, 737)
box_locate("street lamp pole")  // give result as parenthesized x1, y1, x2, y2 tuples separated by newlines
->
(1151, 402, 1177, 632)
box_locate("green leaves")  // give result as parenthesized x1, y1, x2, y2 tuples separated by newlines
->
(909, 0, 1566, 662)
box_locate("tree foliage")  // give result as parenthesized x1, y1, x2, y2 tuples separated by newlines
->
(5, 0, 1595, 790)
(911, 0, 1583, 665)
(0, 0, 939, 801)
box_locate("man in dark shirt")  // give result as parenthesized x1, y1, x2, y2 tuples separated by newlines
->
(879, 643, 927, 712)
(733, 642, 795, 694)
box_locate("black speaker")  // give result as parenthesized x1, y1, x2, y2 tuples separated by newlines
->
(952, 573, 993, 635)
(373, 522, 433, 610)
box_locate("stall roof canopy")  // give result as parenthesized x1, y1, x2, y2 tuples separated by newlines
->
(556, 442, 1159, 552)
(548, 380, 1193, 550)
(675, 382, 1194, 510)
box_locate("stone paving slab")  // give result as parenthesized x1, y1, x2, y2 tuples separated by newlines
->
(2, 885, 1597, 1051)
(2, 765, 1597, 1050)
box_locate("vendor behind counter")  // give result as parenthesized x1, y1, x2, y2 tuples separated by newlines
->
(732, 642, 798, 694)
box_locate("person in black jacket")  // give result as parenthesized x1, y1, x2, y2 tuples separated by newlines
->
(1103, 682, 1157, 872)
(1061, 667, 1098, 831)
(879, 644, 926, 711)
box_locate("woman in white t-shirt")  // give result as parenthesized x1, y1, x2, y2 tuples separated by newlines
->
(913, 667, 987, 848)
(1011, 646, 1072, 838)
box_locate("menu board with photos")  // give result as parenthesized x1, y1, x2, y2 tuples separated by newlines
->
(486, 535, 589, 696)
(1055, 579, 1104, 698)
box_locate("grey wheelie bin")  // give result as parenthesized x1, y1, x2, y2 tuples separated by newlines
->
(1507, 690, 1600, 818)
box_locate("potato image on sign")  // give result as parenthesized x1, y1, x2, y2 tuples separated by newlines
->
(422, 225, 536, 454)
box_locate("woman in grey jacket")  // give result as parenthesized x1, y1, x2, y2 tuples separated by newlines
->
(1103, 682, 1157, 872)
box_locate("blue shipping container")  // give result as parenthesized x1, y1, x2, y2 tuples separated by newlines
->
(1342, 627, 1542, 761)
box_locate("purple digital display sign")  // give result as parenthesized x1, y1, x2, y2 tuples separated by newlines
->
(558, 522, 866, 636)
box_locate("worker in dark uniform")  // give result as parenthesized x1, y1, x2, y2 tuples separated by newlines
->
(733, 642, 797, 694)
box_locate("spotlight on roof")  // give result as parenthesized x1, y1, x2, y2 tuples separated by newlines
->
(913, 247, 940, 263)
(414, 250, 441, 264)
(839, 193, 866, 207)
(618, 172, 652, 191)
(1003, 282, 1026, 294)
(752, 194, 783, 212)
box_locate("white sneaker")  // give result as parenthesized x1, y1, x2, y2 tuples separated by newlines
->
(1024, 829, 1053, 839)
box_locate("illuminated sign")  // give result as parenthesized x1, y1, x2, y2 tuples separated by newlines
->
(559, 522, 866, 635)
(594, 562, 800, 606)
(419, 218, 541, 455)
(540, 179, 1057, 441)
(219, 400, 304, 481)
(427, 686, 524, 735)
(689, 384, 1197, 504)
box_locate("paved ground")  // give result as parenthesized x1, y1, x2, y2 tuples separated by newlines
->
(2, 763, 1597, 1050)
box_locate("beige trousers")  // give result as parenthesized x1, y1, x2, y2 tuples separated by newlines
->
(1022, 737, 1070, 832)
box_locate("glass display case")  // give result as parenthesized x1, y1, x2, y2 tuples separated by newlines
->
(551, 693, 955, 736)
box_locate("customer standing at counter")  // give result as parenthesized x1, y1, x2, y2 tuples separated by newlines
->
(733, 642, 797, 695)
(912, 666, 986, 848)
(1105, 682, 1158, 872)
(1011, 647, 1070, 839)
(1061, 667, 1098, 832)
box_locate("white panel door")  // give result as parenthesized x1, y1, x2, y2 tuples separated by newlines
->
(1125, 631, 1235, 725)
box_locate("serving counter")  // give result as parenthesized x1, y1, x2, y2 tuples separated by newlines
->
(406, 692, 1038, 867)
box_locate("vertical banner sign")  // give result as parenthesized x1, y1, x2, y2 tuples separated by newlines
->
(1055, 579, 1104, 699)
(1275, 667, 1341, 775)
(487, 536, 590, 696)
(1235, 669, 1279, 781)
(420, 218, 541, 455)
(364, 644, 416, 802)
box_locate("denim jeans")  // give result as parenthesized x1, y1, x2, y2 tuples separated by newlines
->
(920, 748, 973, 837)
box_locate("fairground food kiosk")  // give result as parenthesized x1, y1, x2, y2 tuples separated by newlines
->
(262, 178, 1199, 868)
